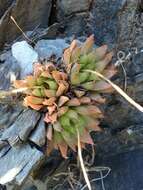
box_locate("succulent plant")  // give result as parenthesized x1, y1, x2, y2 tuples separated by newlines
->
(13, 35, 117, 158)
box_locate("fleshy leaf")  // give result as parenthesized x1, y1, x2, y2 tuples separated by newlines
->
(58, 96, 69, 107)
(81, 35, 94, 55)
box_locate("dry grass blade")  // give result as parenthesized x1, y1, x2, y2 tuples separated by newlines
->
(10, 16, 34, 44)
(76, 127, 92, 190)
(85, 70, 143, 112)
(0, 87, 28, 98)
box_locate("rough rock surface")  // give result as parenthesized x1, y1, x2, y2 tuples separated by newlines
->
(0, 0, 52, 48)
(35, 39, 69, 59)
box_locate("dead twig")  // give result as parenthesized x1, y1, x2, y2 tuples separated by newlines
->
(0, 88, 28, 98)
(10, 16, 35, 44)
(76, 127, 92, 190)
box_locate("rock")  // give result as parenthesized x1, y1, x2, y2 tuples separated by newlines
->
(0, 144, 44, 185)
(0, 145, 10, 158)
(56, 0, 91, 37)
(0, 104, 23, 130)
(0, 0, 13, 18)
(0, 109, 41, 146)
(35, 39, 69, 59)
(12, 41, 38, 78)
(64, 12, 90, 37)
(89, 0, 127, 47)
(57, 0, 90, 19)
(0, 0, 52, 48)
(95, 148, 143, 190)
(0, 51, 20, 90)
(30, 116, 46, 147)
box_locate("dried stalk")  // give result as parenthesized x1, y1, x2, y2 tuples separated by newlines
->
(76, 127, 92, 190)
(0, 88, 28, 98)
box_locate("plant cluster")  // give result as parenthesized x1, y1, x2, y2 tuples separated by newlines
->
(14, 35, 117, 158)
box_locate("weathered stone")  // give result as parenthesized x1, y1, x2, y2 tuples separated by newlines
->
(0, 104, 23, 130)
(0, 51, 20, 90)
(30, 116, 46, 147)
(64, 12, 90, 37)
(0, 109, 41, 146)
(0, 144, 44, 185)
(0, 145, 10, 158)
(57, 0, 90, 19)
(89, 0, 127, 47)
(0, 0, 52, 48)
(12, 41, 38, 78)
(95, 148, 143, 190)
(35, 39, 69, 59)
(0, 0, 13, 18)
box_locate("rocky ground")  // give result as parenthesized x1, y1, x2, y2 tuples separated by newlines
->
(0, 0, 143, 190)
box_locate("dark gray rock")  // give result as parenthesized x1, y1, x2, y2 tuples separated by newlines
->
(30, 116, 46, 147)
(89, 0, 127, 47)
(0, 104, 23, 130)
(35, 39, 69, 59)
(0, 109, 41, 146)
(57, 0, 90, 19)
(94, 149, 143, 190)
(0, 0, 13, 18)
(0, 144, 44, 185)
(0, 51, 20, 90)
(56, 0, 91, 37)
(0, 0, 52, 48)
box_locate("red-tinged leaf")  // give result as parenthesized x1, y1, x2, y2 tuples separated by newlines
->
(48, 105, 56, 115)
(58, 143, 68, 158)
(56, 82, 68, 97)
(44, 112, 57, 124)
(70, 63, 80, 85)
(33, 63, 44, 77)
(96, 52, 114, 72)
(53, 121, 63, 132)
(40, 71, 52, 78)
(44, 113, 51, 123)
(45, 63, 56, 72)
(44, 89, 56, 98)
(63, 48, 71, 65)
(47, 124, 53, 140)
(52, 71, 68, 83)
(24, 97, 43, 110)
(85, 117, 101, 131)
(80, 129, 93, 145)
(75, 105, 103, 118)
(92, 81, 113, 92)
(71, 46, 81, 63)
(43, 97, 56, 106)
(26, 75, 37, 87)
(69, 40, 77, 52)
(67, 98, 81, 106)
(94, 45, 108, 61)
(13, 80, 27, 88)
(46, 140, 54, 155)
(50, 112, 58, 124)
(89, 93, 106, 103)
(57, 106, 69, 117)
(103, 65, 117, 79)
(79, 97, 91, 104)
(74, 90, 85, 98)
(25, 96, 44, 104)
(81, 34, 94, 54)
(58, 96, 69, 107)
